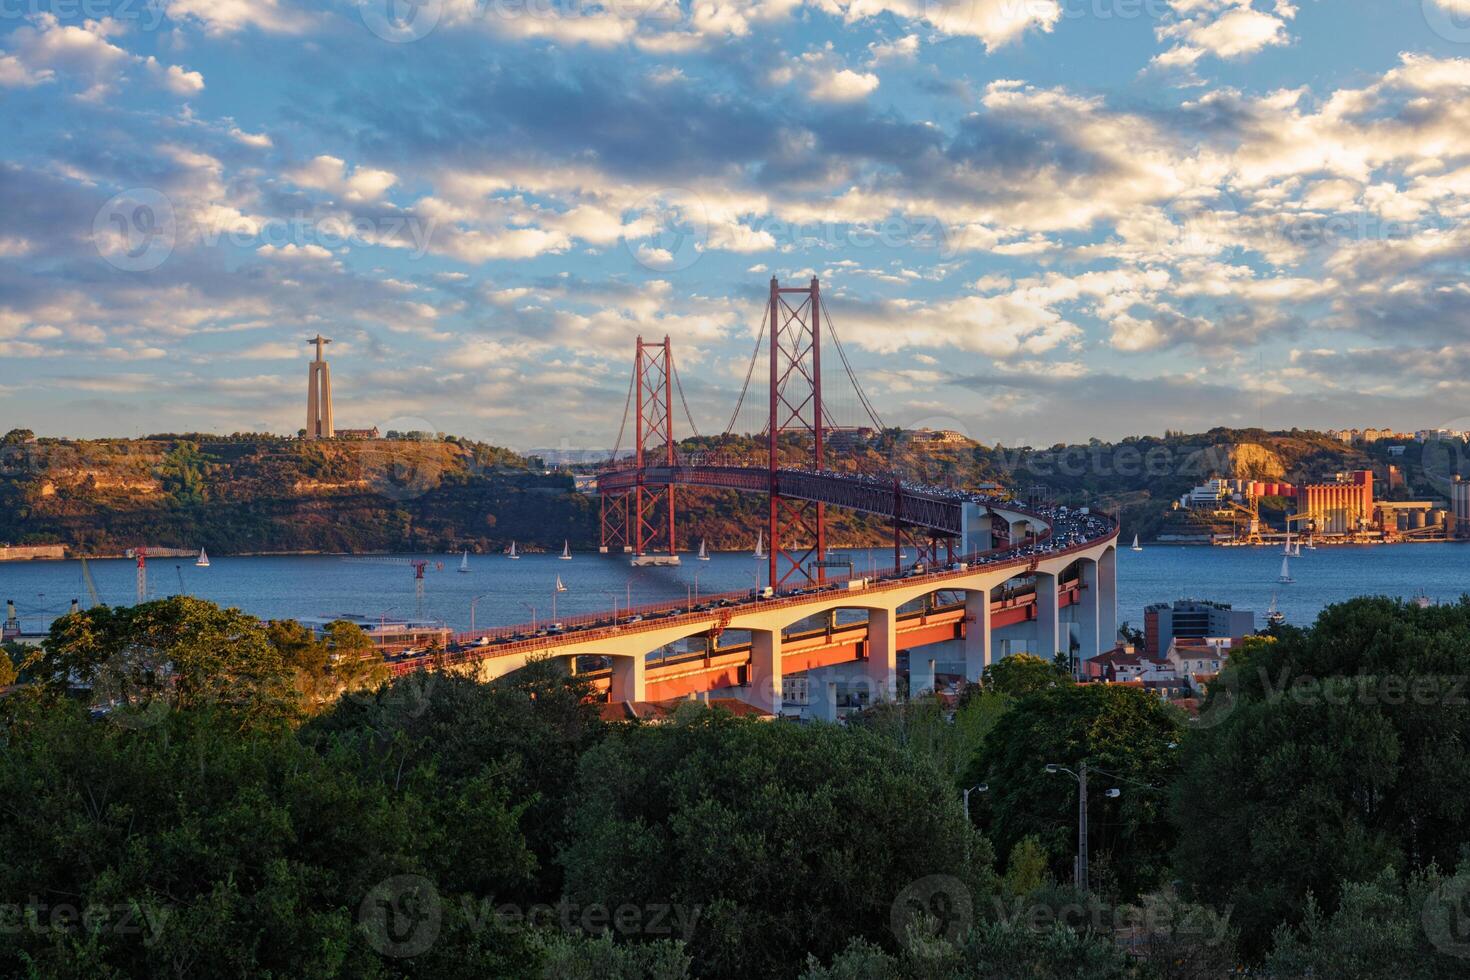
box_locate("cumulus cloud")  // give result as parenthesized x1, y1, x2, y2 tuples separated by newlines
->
(824, 0, 1061, 51)
(164, 0, 315, 35)
(1, 15, 203, 99)
(286, 156, 399, 203)
(1154, 0, 1295, 70)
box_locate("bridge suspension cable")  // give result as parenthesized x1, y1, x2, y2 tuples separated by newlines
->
(610, 357, 637, 464)
(669, 347, 701, 441)
(723, 315, 767, 438)
(823, 306, 886, 432)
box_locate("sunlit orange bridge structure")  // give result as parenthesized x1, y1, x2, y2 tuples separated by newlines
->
(390, 278, 1120, 716)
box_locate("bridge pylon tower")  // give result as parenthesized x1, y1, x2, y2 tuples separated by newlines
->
(768, 277, 827, 589)
(600, 336, 678, 559)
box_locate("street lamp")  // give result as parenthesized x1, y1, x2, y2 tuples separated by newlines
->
(1044, 761, 1121, 893)
(520, 602, 538, 632)
(469, 593, 493, 634)
(963, 783, 988, 822)
(602, 591, 620, 624)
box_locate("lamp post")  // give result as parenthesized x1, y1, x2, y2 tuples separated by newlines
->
(1044, 761, 1120, 893)
(963, 783, 988, 822)
(602, 591, 620, 624)
(520, 602, 537, 632)
(469, 593, 493, 634)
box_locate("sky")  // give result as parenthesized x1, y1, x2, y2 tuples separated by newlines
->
(3, 0, 1470, 452)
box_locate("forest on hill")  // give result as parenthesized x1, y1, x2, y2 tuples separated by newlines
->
(0, 426, 1426, 555)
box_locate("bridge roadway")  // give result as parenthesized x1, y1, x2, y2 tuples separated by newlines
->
(389, 502, 1119, 715)
(596, 465, 969, 535)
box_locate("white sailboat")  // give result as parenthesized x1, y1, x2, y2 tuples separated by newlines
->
(555, 575, 568, 593)
(753, 530, 765, 560)
(194, 547, 210, 568)
(560, 541, 572, 561)
(507, 541, 520, 560)
(697, 539, 710, 561)
(1282, 529, 1292, 556)
(1267, 595, 1286, 627)
(1278, 554, 1294, 584)
(458, 549, 470, 573)
(1131, 534, 1142, 552)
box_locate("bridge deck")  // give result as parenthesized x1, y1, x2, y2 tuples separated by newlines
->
(388, 519, 1115, 679)
(597, 465, 967, 535)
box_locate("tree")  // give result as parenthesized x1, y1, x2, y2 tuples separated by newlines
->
(534, 933, 692, 980)
(1172, 597, 1470, 958)
(982, 653, 1072, 698)
(308, 659, 607, 905)
(1265, 867, 1468, 979)
(0, 643, 18, 686)
(265, 619, 389, 710)
(560, 706, 993, 977)
(967, 684, 1184, 900)
(849, 689, 1011, 789)
(1002, 836, 1051, 898)
(30, 597, 299, 730)
(801, 918, 1133, 980)
(1, 428, 33, 445)
(0, 699, 541, 978)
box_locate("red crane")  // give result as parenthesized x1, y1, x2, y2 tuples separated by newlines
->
(341, 557, 444, 619)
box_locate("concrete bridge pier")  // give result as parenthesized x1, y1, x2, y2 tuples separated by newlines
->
(1034, 570, 1060, 661)
(748, 629, 783, 716)
(1098, 546, 1118, 651)
(864, 607, 898, 701)
(1009, 520, 1030, 546)
(610, 654, 646, 703)
(1076, 559, 1100, 665)
(911, 654, 936, 697)
(810, 680, 838, 722)
(963, 588, 992, 683)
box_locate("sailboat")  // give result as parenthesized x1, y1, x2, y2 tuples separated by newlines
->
(555, 575, 568, 593)
(507, 541, 520, 560)
(458, 549, 470, 573)
(753, 530, 765, 560)
(194, 547, 210, 568)
(1282, 529, 1292, 556)
(560, 541, 572, 561)
(1267, 595, 1286, 627)
(1278, 554, 1294, 584)
(1131, 534, 1142, 552)
(1291, 541, 1303, 558)
(697, 539, 710, 561)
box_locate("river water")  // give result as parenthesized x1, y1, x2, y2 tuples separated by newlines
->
(2, 544, 1466, 637)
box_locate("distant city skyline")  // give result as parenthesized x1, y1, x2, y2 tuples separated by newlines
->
(4, 3, 1470, 448)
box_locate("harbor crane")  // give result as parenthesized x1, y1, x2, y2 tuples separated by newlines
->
(340, 557, 445, 620)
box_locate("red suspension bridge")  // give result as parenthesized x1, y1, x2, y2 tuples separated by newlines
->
(598, 277, 971, 586)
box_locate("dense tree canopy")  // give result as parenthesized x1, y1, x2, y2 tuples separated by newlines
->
(560, 708, 993, 977)
(0, 700, 539, 978)
(982, 653, 1073, 698)
(30, 596, 299, 730)
(969, 684, 1184, 900)
(1173, 596, 1470, 956)
(308, 660, 606, 904)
